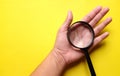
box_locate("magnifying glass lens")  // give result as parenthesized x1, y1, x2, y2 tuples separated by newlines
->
(67, 21, 96, 76)
(68, 22, 94, 48)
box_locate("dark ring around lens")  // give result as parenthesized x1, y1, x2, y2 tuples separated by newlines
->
(67, 21, 95, 50)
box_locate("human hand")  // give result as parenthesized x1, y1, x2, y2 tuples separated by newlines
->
(53, 6, 112, 65)
(31, 6, 112, 76)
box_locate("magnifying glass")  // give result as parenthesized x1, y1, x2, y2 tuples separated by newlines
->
(67, 21, 96, 76)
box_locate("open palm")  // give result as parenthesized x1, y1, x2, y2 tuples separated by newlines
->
(54, 6, 112, 65)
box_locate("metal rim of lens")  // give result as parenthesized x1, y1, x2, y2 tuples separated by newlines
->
(67, 21, 95, 49)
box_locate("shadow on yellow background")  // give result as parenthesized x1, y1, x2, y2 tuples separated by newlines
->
(0, 0, 119, 76)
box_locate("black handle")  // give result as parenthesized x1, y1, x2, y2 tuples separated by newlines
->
(84, 50, 96, 76)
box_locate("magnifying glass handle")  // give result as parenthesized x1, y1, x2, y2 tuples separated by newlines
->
(84, 50, 96, 76)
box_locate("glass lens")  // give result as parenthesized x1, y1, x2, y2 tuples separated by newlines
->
(68, 22, 94, 48)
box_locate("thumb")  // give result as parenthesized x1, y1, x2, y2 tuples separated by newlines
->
(60, 11, 73, 31)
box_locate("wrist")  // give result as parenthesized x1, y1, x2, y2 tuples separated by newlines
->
(31, 49, 66, 76)
(52, 48, 67, 70)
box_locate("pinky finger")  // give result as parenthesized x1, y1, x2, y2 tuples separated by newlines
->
(89, 32, 109, 52)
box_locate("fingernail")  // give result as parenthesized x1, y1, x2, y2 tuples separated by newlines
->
(97, 6, 102, 9)
(104, 7, 110, 11)
(107, 17, 112, 22)
(105, 32, 110, 36)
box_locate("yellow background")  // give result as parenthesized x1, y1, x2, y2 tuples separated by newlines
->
(0, 0, 119, 76)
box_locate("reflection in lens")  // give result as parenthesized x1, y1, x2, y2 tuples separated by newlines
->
(69, 22, 93, 48)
